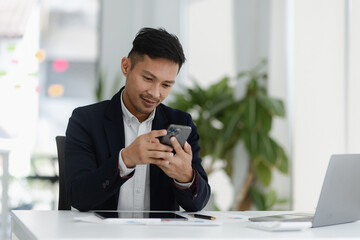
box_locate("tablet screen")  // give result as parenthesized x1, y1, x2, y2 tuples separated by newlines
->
(95, 211, 187, 220)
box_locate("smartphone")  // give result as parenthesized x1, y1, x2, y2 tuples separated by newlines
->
(160, 124, 192, 148)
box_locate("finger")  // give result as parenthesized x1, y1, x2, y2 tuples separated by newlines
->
(151, 138, 173, 151)
(149, 158, 170, 166)
(148, 151, 174, 160)
(150, 137, 160, 143)
(149, 129, 168, 138)
(183, 141, 192, 154)
(170, 136, 183, 152)
(148, 139, 173, 152)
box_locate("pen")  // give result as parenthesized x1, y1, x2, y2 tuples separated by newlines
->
(189, 214, 216, 220)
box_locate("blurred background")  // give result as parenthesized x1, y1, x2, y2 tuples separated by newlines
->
(0, 0, 360, 238)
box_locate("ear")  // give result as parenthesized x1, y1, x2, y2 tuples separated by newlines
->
(121, 57, 131, 76)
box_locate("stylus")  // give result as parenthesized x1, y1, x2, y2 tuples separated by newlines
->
(189, 214, 216, 220)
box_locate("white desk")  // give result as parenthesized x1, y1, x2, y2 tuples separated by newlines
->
(11, 210, 360, 240)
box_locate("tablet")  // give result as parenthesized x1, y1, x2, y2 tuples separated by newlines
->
(94, 211, 187, 220)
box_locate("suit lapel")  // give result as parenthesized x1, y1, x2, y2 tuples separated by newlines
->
(152, 104, 169, 131)
(104, 89, 126, 157)
(150, 105, 170, 210)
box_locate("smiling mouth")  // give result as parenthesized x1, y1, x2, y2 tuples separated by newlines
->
(141, 97, 158, 107)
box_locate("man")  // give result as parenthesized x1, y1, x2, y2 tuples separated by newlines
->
(65, 28, 210, 212)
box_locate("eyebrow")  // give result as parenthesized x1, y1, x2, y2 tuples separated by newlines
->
(143, 70, 175, 84)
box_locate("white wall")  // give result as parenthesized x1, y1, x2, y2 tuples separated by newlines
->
(99, 0, 187, 98)
(187, 0, 235, 87)
(268, 0, 360, 211)
(268, 0, 292, 208)
(348, 0, 360, 153)
(233, 0, 269, 72)
(291, 0, 346, 211)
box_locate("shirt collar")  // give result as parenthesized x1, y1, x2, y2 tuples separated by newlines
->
(120, 91, 156, 124)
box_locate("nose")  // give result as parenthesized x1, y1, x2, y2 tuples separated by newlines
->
(148, 84, 161, 99)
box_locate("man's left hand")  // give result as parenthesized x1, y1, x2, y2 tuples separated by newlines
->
(156, 136, 194, 183)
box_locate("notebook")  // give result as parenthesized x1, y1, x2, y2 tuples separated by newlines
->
(249, 154, 360, 228)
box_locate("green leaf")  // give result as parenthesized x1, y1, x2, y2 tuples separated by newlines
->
(170, 92, 194, 111)
(257, 91, 285, 117)
(223, 111, 242, 141)
(223, 155, 233, 177)
(236, 71, 247, 79)
(247, 78, 258, 92)
(276, 198, 289, 205)
(255, 161, 272, 186)
(95, 72, 105, 102)
(250, 187, 266, 210)
(209, 98, 236, 118)
(265, 190, 277, 209)
(256, 103, 272, 133)
(243, 131, 258, 159)
(244, 97, 257, 129)
(259, 136, 277, 166)
(276, 146, 289, 174)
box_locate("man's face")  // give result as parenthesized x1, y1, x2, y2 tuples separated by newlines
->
(121, 55, 179, 122)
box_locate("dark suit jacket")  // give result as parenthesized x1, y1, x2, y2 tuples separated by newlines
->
(65, 88, 211, 212)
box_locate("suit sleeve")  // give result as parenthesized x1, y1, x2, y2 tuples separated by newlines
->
(171, 115, 211, 211)
(65, 107, 132, 211)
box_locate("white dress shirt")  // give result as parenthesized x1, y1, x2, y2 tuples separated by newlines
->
(117, 92, 153, 211)
(117, 92, 194, 211)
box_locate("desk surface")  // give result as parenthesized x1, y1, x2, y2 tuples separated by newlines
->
(11, 210, 360, 240)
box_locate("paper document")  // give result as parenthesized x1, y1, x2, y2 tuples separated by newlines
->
(177, 211, 248, 223)
(74, 213, 221, 225)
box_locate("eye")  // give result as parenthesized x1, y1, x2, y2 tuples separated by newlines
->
(162, 83, 171, 88)
(143, 76, 152, 81)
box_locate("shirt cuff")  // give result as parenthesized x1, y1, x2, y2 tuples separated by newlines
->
(119, 149, 135, 177)
(173, 170, 195, 190)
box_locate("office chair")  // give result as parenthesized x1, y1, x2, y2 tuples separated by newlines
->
(55, 136, 71, 210)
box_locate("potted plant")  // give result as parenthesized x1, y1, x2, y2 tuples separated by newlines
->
(168, 60, 289, 210)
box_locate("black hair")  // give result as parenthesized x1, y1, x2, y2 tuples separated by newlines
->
(128, 28, 186, 71)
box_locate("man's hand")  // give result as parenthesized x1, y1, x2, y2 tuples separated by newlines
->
(121, 130, 174, 168)
(156, 136, 194, 183)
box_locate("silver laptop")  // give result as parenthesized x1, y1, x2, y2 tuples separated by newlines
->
(249, 154, 360, 228)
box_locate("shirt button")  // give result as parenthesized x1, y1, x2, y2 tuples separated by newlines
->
(136, 189, 140, 194)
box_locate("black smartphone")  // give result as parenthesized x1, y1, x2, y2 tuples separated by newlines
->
(160, 124, 192, 148)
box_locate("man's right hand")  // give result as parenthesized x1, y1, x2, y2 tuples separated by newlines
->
(121, 129, 174, 168)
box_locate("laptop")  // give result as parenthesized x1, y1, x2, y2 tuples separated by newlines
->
(249, 154, 360, 228)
